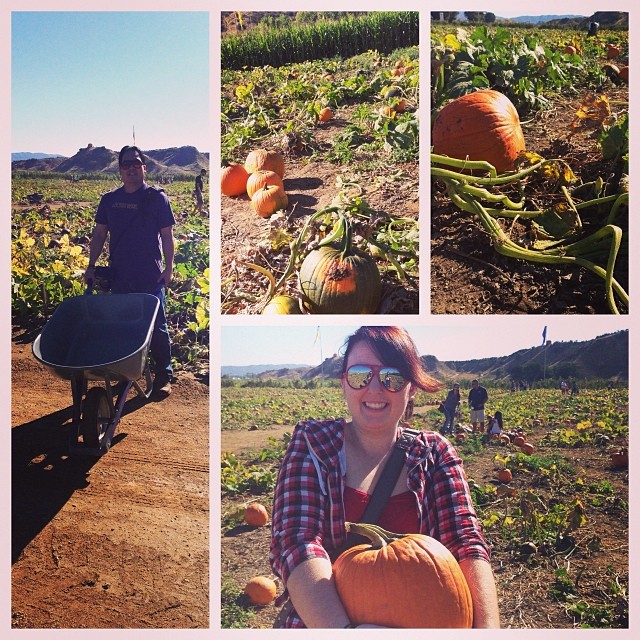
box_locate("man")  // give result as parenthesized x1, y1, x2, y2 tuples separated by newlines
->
(195, 168, 206, 214)
(439, 382, 461, 436)
(84, 145, 176, 399)
(468, 379, 488, 433)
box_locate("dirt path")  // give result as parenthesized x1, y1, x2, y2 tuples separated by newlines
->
(11, 335, 209, 629)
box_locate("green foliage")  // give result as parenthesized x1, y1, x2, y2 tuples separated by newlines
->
(221, 576, 255, 628)
(222, 12, 418, 69)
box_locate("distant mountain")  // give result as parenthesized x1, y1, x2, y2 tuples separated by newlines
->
(222, 364, 310, 378)
(506, 15, 583, 24)
(11, 144, 209, 177)
(12, 152, 65, 161)
(229, 331, 628, 384)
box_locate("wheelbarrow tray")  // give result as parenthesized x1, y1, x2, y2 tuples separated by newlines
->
(32, 293, 160, 382)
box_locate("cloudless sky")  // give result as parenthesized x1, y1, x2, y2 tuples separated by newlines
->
(12, 12, 209, 156)
(220, 318, 629, 367)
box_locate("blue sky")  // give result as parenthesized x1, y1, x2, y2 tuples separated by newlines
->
(12, 12, 209, 156)
(220, 318, 629, 367)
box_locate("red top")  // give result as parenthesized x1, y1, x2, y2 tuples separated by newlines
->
(343, 486, 419, 533)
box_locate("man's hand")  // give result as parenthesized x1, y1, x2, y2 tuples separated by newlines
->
(158, 266, 173, 288)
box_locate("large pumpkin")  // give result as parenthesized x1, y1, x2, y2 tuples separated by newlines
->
(244, 149, 285, 178)
(221, 163, 249, 196)
(432, 89, 526, 173)
(250, 184, 288, 218)
(246, 170, 284, 199)
(299, 245, 381, 314)
(333, 523, 473, 628)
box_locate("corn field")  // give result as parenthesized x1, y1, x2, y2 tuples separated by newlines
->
(221, 12, 418, 70)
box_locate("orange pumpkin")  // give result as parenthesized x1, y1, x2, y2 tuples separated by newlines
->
(618, 65, 629, 83)
(244, 503, 269, 527)
(246, 170, 284, 200)
(250, 184, 288, 218)
(220, 163, 249, 196)
(564, 45, 577, 55)
(521, 442, 535, 455)
(514, 436, 526, 447)
(610, 449, 628, 468)
(500, 434, 511, 445)
(318, 107, 333, 123)
(607, 44, 622, 59)
(244, 149, 285, 178)
(498, 469, 513, 483)
(244, 576, 277, 605)
(333, 523, 473, 628)
(432, 89, 526, 174)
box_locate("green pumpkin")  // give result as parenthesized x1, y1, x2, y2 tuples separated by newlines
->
(299, 245, 381, 314)
(262, 295, 302, 315)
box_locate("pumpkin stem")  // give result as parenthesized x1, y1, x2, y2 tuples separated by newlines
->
(345, 522, 407, 549)
(340, 216, 354, 258)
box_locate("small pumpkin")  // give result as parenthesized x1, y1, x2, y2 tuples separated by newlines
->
(607, 44, 622, 59)
(220, 163, 249, 196)
(564, 45, 577, 55)
(246, 170, 284, 200)
(318, 107, 333, 123)
(250, 184, 288, 218)
(513, 435, 526, 447)
(299, 244, 381, 314)
(521, 442, 535, 455)
(244, 502, 269, 527)
(610, 448, 628, 469)
(618, 65, 629, 83)
(244, 149, 285, 178)
(498, 468, 513, 484)
(244, 576, 277, 605)
(500, 434, 511, 446)
(382, 85, 401, 99)
(432, 89, 526, 174)
(262, 295, 302, 315)
(333, 523, 473, 628)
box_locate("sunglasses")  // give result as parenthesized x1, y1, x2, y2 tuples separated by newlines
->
(344, 365, 408, 392)
(120, 159, 143, 169)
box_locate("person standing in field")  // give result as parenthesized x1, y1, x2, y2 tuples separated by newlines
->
(195, 168, 207, 214)
(439, 382, 461, 436)
(468, 379, 488, 432)
(84, 145, 176, 400)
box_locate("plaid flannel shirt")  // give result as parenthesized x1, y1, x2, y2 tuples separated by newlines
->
(269, 418, 491, 628)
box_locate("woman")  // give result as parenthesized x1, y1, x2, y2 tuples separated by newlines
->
(270, 327, 500, 628)
(440, 383, 461, 436)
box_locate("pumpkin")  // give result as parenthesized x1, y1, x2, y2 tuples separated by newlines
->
(244, 576, 277, 605)
(455, 433, 466, 442)
(610, 449, 628, 468)
(382, 85, 401, 99)
(500, 434, 511, 445)
(564, 45, 577, 55)
(318, 107, 333, 123)
(299, 245, 381, 314)
(618, 65, 629, 83)
(244, 502, 269, 527)
(220, 163, 249, 196)
(262, 295, 302, 315)
(514, 435, 526, 447)
(333, 523, 473, 628)
(244, 149, 285, 178)
(607, 44, 621, 59)
(246, 170, 284, 200)
(498, 469, 513, 483)
(250, 184, 288, 218)
(521, 442, 535, 455)
(432, 89, 526, 174)
(379, 105, 396, 118)
(393, 98, 408, 113)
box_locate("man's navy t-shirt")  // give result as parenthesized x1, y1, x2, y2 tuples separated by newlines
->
(96, 183, 175, 292)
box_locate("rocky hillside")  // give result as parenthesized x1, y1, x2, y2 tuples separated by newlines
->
(247, 330, 628, 383)
(11, 144, 209, 177)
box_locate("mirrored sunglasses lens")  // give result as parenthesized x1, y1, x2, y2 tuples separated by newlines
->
(347, 365, 373, 389)
(379, 368, 406, 391)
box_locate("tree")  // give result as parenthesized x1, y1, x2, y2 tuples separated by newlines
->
(431, 12, 442, 22)
(444, 12, 458, 23)
(464, 12, 485, 23)
(485, 12, 496, 24)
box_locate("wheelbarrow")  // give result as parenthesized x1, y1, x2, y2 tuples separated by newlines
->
(32, 292, 160, 456)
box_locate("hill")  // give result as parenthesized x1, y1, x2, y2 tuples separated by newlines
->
(236, 330, 628, 384)
(11, 152, 65, 161)
(11, 144, 209, 177)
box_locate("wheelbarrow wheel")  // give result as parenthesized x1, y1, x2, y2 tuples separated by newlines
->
(81, 387, 111, 449)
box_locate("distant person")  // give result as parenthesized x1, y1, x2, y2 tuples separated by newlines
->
(560, 380, 569, 396)
(571, 381, 579, 396)
(482, 411, 503, 445)
(84, 145, 175, 400)
(439, 383, 461, 436)
(195, 168, 207, 213)
(468, 379, 488, 432)
(587, 21, 599, 37)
